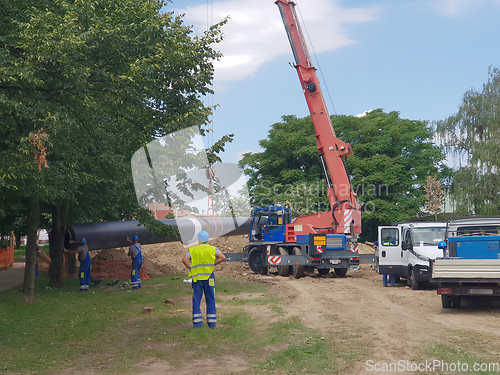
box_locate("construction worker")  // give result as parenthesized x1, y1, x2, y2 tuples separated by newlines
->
(382, 237, 396, 287)
(66, 238, 91, 291)
(182, 231, 226, 329)
(128, 235, 142, 289)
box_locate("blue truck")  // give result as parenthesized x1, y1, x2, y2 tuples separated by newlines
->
(430, 218, 500, 308)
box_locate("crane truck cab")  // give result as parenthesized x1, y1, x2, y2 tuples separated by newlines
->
(378, 222, 446, 289)
(249, 206, 291, 243)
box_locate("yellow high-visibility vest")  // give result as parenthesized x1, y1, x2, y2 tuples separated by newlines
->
(189, 244, 216, 282)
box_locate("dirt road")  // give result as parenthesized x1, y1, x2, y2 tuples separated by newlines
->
(262, 267, 500, 374)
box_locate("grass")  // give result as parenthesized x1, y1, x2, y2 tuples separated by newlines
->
(13, 244, 49, 261)
(13, 244, 26, 260)
(0, 271, 372, 375)
(414, 329, 500, 375)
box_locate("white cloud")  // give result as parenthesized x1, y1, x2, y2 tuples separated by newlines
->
(430, 0, 482, 17)
(175, 0, 379, 82)
(355, 109, 374, 118)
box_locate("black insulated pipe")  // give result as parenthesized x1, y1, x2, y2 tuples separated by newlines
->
(65, 217, 252, 251)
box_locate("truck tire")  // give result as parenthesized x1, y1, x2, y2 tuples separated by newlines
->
(248, 247, 265, 274)
(277, 247, 289, 277)
(334, 268, 348, 278)
(409, 268, 420, 290)
(317, 268, 329, 276)
(441, 294, 452, 308)
(451, 295, 462, 308)
(292, 247, 305, 278)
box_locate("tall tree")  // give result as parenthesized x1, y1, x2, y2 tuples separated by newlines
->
(0, 0, 227, 298)
(436, 66, 500, 215)
(240, 110, 450, 241)
(424, 175, 444, 221)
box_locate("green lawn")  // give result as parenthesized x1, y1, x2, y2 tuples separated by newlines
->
(13, 244, 26, 260)
(13, 244, 50, 261)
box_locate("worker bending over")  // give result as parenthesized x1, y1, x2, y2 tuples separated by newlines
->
(182, 231, 226, 329)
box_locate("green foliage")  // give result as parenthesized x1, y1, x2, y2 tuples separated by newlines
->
(436, 66, 500, 215)
(136, 210, 179, 239)
(240, 110, 450, 240)
(240, 115, 327, 216)
(0, 0, 229, 228)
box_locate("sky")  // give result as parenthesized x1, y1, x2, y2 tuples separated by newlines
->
(167, 0, 500, 164)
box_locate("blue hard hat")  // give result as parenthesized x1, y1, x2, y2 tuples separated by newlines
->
(197, 231, 209, 243)
(80, 238, 86, 245)
(132, 235, 138, 241)
(438, 241, 447, 249)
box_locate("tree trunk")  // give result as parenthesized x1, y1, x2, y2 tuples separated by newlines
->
(22, 201, 40, 304)
(48, 203, 68, 288)
(15, 232, 21, 249)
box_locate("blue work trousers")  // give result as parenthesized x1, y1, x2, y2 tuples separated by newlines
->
(192, 275, 216, 328)
(131, 257, 143, 289)
(80, 253, 91, 291)
(383, 274, 395, 287)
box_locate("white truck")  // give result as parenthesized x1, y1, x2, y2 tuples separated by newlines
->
(378, 222, 447, 289)
(431, 217, 500, 308)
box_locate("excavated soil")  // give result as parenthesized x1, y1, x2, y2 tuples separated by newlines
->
(88, 235, 251, 279)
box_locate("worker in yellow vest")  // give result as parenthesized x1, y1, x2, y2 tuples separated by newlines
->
(182, 231, 226, 328)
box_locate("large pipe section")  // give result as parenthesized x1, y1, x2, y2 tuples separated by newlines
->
(65, 217, 252, 251)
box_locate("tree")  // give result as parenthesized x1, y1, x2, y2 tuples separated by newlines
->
(240, 115, 327, 216)
(0, 0, 227, 301)
(424, 176, 443, 221)
(436, 66, 500, 215)
(240, 110, 451, 241)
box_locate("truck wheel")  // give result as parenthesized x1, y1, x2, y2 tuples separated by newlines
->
(248, 247, 265, 274)
(409, 268, 420, 290)
(317, 268, 329, 276)
(292, 247, 305, 278)
(441, 294, 452, 308)
(451, 295, 462, 308)
(334, 268, 348, 278)
(277, 247, 289, 277)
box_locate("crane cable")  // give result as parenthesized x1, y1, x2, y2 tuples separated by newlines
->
(295, 1, 338, 116)
(207, 0, 214, 148)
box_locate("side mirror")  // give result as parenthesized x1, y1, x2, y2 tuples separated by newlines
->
(401, 242, 408, 250)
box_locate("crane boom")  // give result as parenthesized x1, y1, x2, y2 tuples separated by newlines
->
(275, 0, 361, 235)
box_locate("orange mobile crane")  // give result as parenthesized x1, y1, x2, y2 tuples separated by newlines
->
(275, 0, 361, 237)
(235, 1, 369, 278)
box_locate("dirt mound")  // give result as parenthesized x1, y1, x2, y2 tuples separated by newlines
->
(91, 248, 129, 261)
(90, 246, 184, 278)
(357, 242, 375, 254)
(89, 236, 373, 280)
(91, 260, 150, 281)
